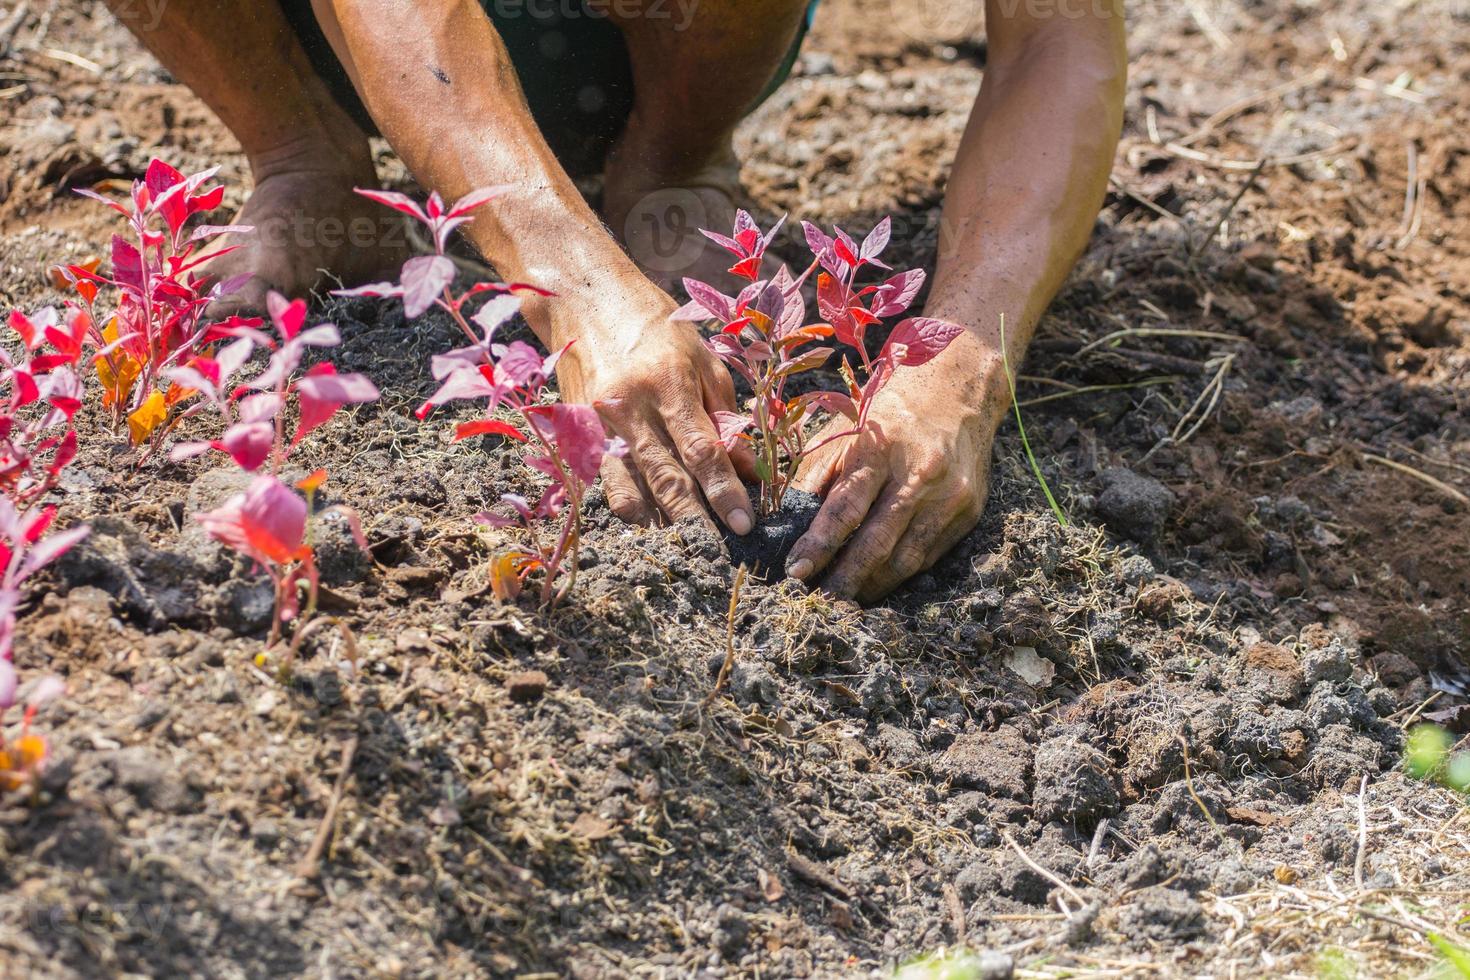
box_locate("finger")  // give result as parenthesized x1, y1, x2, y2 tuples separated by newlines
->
(700, 359, 759, 486)
(784, 457, 886, 582)
(856, 503, 979, 603)
(625, 418, 714, 528)
(601, 453, 656, 527)
(667, 393, 754, 536)
(791, 431, 848, 497)
(821, 482, 923, 600)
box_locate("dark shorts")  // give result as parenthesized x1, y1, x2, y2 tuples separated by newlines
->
(280, 0, 817, 176)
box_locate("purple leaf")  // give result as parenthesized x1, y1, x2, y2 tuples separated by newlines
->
(679, 278, 736, 323)
(860, 216, 891, 261)
(869, 268, 926, 318)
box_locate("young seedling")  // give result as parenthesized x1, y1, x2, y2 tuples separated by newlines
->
(0, 502, 82, 795)
(4, 307, 88, 507)
(62, 158, 256, 448)
(171, 292, 379, 670)
(342, 185, 625, 607)
(675, 211, 962, 517)
(334, 186, 551, 350)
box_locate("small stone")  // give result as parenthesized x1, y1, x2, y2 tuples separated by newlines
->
(506, 670, 549, 704)
(251, 819, 282, 847)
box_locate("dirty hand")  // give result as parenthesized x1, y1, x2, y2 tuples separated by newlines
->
(551, 284, 754, 535)
(785, 362, 1003, 603)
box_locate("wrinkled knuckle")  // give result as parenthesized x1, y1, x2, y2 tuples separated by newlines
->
(607, 491, 646, 523)
(911, 455, 947, 484)
(646, 463, 691, 504)
(891, 546, 927, 579)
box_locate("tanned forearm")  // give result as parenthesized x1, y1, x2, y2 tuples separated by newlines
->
(315, 0, 647, 348)
(310, 0, 761, 535)
(921, 0, 1128, 412)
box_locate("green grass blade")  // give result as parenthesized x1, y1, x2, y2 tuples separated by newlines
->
(999, 314, 1068, 527)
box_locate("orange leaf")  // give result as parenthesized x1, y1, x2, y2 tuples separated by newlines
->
(126, 390, 168, 445)
(296, 469, 329, 494)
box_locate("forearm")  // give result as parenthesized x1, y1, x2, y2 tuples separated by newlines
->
(923, 8, 1127, 411)
(317, 0, 649, 347)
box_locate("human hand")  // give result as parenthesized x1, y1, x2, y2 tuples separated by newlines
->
(784, 358, 1004, 602)
(551, 281, 754, 534)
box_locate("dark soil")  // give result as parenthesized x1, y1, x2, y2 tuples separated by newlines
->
(2, 1, 1469, 977)
(724, 488, 821, 580)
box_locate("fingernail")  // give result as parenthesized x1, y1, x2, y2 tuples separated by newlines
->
(727, 509, 753, 535)
(788, 558, 813, 580)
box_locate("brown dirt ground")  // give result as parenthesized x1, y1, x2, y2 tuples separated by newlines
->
(2, 0, 1469, 977)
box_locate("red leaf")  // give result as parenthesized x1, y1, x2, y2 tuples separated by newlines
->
(110, 235, 144, 292)
(454, 419, 528, 442)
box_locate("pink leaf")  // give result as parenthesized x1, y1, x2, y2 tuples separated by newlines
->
(792, 390, 858, 422)
(354, 187, 429, 224)
(190, 223, 254, 243)
(110, 235, 144, 292)
(218, 421, 275, 471)
(266, 292, 307, 340)
(19, 525, 90, 580)
(0, 660, 14, 711)
(331, 281, 404, 301)
(400, 255, 456, 318)
(169, 441, 215, 462)
(293, 368, 379, 443)
(525, 403, 610, 484)
(711, 411, 752, 450)
(494, 340, 547, 388)
(883, 317, 965, 367)
(448, 184, 514, 218)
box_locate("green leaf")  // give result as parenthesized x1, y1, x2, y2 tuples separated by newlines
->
(1428, 934, 1470, 979)
(1446, 752, 1470, 793)
(1406, 724, 1453, 780)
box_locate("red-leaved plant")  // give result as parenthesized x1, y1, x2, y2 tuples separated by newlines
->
(675, 212, 962, 516)
(340, 186, 625, 607)
(59, 159, 257, 449)
(0, 314, 90, 793)
(171, 292, 379, 669)
(1, 502, 76, 793)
